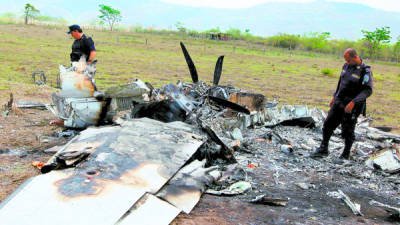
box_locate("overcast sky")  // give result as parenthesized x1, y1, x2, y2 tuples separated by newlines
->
(161, 0, 400, 12)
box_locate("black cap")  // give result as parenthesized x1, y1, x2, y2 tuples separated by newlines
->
(67, 24, 81, 34)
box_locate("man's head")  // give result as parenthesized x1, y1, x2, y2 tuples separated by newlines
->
(67, 24, 83, 40)
(344, 48, 361, 65)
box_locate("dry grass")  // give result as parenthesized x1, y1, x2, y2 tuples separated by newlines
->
(0, 24, 399, 133)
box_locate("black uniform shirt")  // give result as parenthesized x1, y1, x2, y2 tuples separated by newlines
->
(70, 34, 96, 62)
(334, 62, 373, 103)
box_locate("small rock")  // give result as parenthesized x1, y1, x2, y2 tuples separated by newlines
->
(229, 140, 241, 148)
(38, 136, 61, 144)
(300, 144, 312, 151)
(223, 119, 237, 129)
(368, 183, 379, 190)
(281, 145, 293, 154)
(306, 138, 317, 146)
(44, 146, 62, 153)
(362, 171, 371, 179)
(231, 128, 243, 141)
(295, 182, 314, 190)
(354, 179, 363, 185)
(308, 208, 318, 213)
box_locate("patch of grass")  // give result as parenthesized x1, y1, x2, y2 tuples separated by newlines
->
(374, 74, 384, 81)
(0, 24, 399, 133)
(320, 68, 334, 77)
(389, 93, 400, 101)
(0, 84, 8, 90)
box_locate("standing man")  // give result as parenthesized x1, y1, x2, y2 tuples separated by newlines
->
(68, 24, 96, 64)
(67, 24, 99, 93)
(310, 48, 373, 160)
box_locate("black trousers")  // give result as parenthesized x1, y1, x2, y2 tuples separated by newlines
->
(322, 99, 363, 146)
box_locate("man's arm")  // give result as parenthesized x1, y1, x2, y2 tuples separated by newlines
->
(86, 37, 96, 63)
(352, 67, 373, 103)
(88, 50, 96, 63)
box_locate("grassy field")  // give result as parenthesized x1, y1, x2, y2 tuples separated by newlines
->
(0, 24, 399, 132)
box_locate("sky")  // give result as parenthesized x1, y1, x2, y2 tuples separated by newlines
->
(161, 0, 400, 12)
(3, 0, 400, 12)
(1, 0, 399, 40)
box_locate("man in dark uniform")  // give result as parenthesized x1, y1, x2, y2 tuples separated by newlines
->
(67, 24, 99, 93)
(67, 24, 96, 64)
(310, 48, 373, 159)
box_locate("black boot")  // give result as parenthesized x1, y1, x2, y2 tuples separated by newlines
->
(339, 140, 353, 159)
(310, 142, 329, 158)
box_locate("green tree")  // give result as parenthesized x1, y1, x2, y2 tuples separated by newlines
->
(268, 33, 301, 49)
(362, 26, 391, 60)
(301, 32, 330, 52)
(225, 28, 242, 40)
(98, 4, 122, 31)
(24, 3, 39, 25)
(175, 21, 186, 33)
(204, 27, 221, 33)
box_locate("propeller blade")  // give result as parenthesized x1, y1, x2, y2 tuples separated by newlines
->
(213, 56, 224, 86)
(180, 42, 199, 83)
(208, 95, 250, 115)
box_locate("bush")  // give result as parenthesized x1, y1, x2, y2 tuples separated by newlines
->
(267, 33, 300, 49)
(321, 68, 334, 77)
(225, 28, 242, 40)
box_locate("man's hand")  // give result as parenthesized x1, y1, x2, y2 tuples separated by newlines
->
(329, 97, 335, 108)
(345, 101, 355, 114)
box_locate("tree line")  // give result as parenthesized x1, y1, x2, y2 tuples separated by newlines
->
(171, 24, 399, 63)
(2, 3, 400, 63)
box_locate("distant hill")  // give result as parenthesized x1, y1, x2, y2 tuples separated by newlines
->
(5, 0, 400, 40)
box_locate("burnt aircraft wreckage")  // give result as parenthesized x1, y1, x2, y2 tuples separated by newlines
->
(1, 43, 400, 224)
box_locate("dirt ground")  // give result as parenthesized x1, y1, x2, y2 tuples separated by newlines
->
(0, 84, 64, 201)
(0, 70, 398, 224)
(171, 126, 399, 225)
(1, 87, 399, 225)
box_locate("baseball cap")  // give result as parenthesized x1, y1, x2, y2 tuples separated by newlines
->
(67, 24, 81, 34)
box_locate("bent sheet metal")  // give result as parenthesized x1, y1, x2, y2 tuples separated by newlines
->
(157, 160, 221, 214)
(0, 118, 205, 225)
(117, 193, 181, 225)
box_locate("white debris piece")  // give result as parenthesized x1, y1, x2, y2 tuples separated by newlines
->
(365, 147, 400, 173)
(338, 190, 363, 216)
(370, 200, 400, 218)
